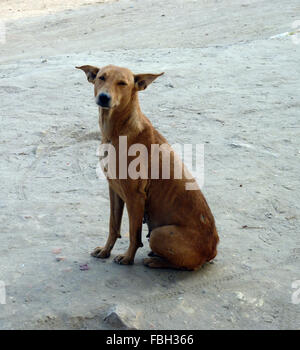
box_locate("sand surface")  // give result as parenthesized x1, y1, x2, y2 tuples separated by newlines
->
(0, 0, 299, 329)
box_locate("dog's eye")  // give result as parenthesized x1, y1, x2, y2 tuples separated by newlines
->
(99, 75, 105, 81)
(118, 81, 127, 86)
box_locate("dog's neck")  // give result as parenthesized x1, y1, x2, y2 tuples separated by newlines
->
(98, 93, 145, 144)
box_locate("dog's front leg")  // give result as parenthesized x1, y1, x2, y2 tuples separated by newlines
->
(91, 186, 124, 259)
(114, 195, 145, 265)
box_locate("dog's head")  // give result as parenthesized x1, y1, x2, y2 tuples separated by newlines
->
(76, 64, 164, 111)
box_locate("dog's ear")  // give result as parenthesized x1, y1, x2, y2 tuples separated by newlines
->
(76, 65, 100, 84)
(134, 72, 164, 91)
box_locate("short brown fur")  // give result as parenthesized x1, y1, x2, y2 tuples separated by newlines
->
(76, 64, 219, 270)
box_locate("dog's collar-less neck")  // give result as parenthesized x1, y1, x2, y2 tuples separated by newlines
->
(99, 108, 113, 143)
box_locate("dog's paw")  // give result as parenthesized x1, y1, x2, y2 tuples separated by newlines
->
(143, 257, 159, 268)
(113, 254, 134, 265)
(91, 246, 110, 259)
(143, 257, 180, 269)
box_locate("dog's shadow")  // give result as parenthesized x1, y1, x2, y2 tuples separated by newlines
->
(102, 254, 217, 293)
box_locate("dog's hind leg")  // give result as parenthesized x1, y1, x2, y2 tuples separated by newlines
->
(144, 225, 212, 270)
(147, 250, 159, 257)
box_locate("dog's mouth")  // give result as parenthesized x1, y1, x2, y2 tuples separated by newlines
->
(95, 100, 119, 111)
(98, 104, 111, 110)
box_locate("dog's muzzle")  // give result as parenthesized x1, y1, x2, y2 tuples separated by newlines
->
(96, 92, 111, 108)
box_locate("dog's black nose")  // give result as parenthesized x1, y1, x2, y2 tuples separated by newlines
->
(97, 92, 111, 108)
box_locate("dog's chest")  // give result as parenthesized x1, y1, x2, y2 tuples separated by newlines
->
(107, 179, 126, 202)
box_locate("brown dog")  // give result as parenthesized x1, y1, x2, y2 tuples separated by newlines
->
(76, 64, 219, 270)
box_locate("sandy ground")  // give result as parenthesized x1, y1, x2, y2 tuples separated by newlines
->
(0, 0, 300, 330)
